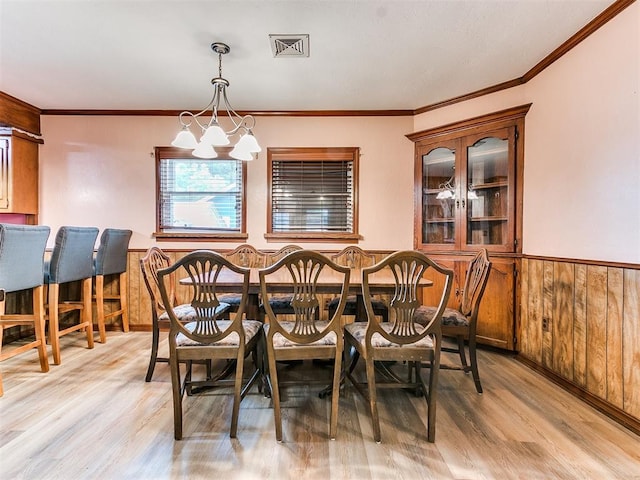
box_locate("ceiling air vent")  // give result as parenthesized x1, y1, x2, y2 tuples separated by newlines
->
(269, 34, 309, 57)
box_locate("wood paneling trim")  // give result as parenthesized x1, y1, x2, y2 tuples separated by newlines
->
(406, 104, 531, 142)
(525, 254, 639, 269)
(0, 91, 42, 136)
(40, 109, 414, 117)
(413, 0, 634, 115)
(522, 0, 637, 82)
(413, 79, 525, 115)
(23, 1, 634, 122)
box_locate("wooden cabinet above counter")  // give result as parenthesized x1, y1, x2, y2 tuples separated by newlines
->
(0, 128, 41, 217)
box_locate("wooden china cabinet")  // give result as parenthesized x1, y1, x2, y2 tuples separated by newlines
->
(407, 104, 530, 351)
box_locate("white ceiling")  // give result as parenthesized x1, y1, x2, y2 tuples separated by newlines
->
(0, 0, 613, 112)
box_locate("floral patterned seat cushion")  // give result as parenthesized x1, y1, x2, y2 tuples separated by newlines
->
(262, 295, 295, 312)
(327, 295, 387, 315)
(344, 322, 434, 348)
(176, 319, 263, 347)
(265, 321, 337, 347)
(218, 293, 243, 307)
(414, 306, 469, 327)
(159, 302, 231, 323)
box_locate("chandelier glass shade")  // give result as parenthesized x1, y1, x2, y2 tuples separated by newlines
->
(435, 176, 479, 200)
(171, 42, 261, 161)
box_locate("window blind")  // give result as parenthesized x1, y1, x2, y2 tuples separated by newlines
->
(271, 159, 354, 233)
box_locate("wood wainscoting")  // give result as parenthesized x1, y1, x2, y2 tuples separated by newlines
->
(123, 249, 395, 332)
(519, 256, 640, 434)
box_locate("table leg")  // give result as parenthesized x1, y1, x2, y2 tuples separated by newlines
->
(245, 292, 261, 320)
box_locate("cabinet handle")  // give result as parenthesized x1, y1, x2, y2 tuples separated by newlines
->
(455, 200, 460, 209)
(461, 199, 466, 208)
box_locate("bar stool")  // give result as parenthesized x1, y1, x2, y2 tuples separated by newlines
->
(45, 226, 99, 365)
(93, 228, 132, 342)
(0, 224, 51, 396)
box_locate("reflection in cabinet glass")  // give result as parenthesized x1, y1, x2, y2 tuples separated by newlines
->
(422, 147, 456, 244)
(466, 136, 509, 246)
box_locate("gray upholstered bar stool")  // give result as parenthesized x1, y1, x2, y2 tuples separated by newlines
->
(0, 224, 51, 396)
(44, 226, 99, 365)
(93, 228, 132, 342)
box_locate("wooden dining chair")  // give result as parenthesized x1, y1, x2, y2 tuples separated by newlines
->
(220, 244, 267, 313)
(44, 226, 99, 365)
(92, 228, 132, 342)
(260, 250, 350, 441)
(328, 246, 388, 322)
(344, 250, 454, 443)
(140, 247, 175, 382)
(0, 224, 51, 396)
(415, 248, 491, 393)
(157, 250, 263, 439)
(140, 247, 231, 382)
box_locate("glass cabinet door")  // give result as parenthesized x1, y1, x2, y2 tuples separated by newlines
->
(412, 109, 524, 254)
(464, 128, 514, 249)
(421, 145, 456, 246)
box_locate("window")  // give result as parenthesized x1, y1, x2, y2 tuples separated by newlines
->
(266, 147, 359, 241)
(154, 147, 247, 241)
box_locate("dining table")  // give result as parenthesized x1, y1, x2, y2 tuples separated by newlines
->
(180, 264, 433, 323)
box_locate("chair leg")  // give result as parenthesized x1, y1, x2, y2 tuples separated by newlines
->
(82, 278, 95, 349)
(329, 347, 343, 440)
(32, 286, 49, 373)
(119, 272, 129, 332)
(365, 356, 381, 443)
(456, 335, 468, 369)
(95, 275, 107, 343)
(468, 336, 483, 394)
(48, 284, 62, 365)
(145, 316, 160, 382)
(230, 347, 245, 438)
(425, 350, 441, 442)
(170, 354, 184, 440)
(266, 346, 283, 441)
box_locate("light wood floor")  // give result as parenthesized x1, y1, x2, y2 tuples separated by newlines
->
(1, 331, 639, 480)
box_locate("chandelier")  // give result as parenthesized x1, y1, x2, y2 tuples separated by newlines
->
(171, 42, 261, 161)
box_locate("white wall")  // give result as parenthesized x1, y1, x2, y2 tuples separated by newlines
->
(39, 115, 415, 251)
(522, 2, 639, 263)
(413, 2, 639, 264)
(40, 3, 639, 263)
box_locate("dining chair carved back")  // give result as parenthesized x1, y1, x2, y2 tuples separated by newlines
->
(260, 250, 350, 441)
(415, 248, 491, 393)
(328, 246, 388, 322)
(260, 245, 311, 320)
(221, 244, 268, 313)
(0, 224, 51, 396)
(344, 250, 454, 443)
(157, 250, 262, 439)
